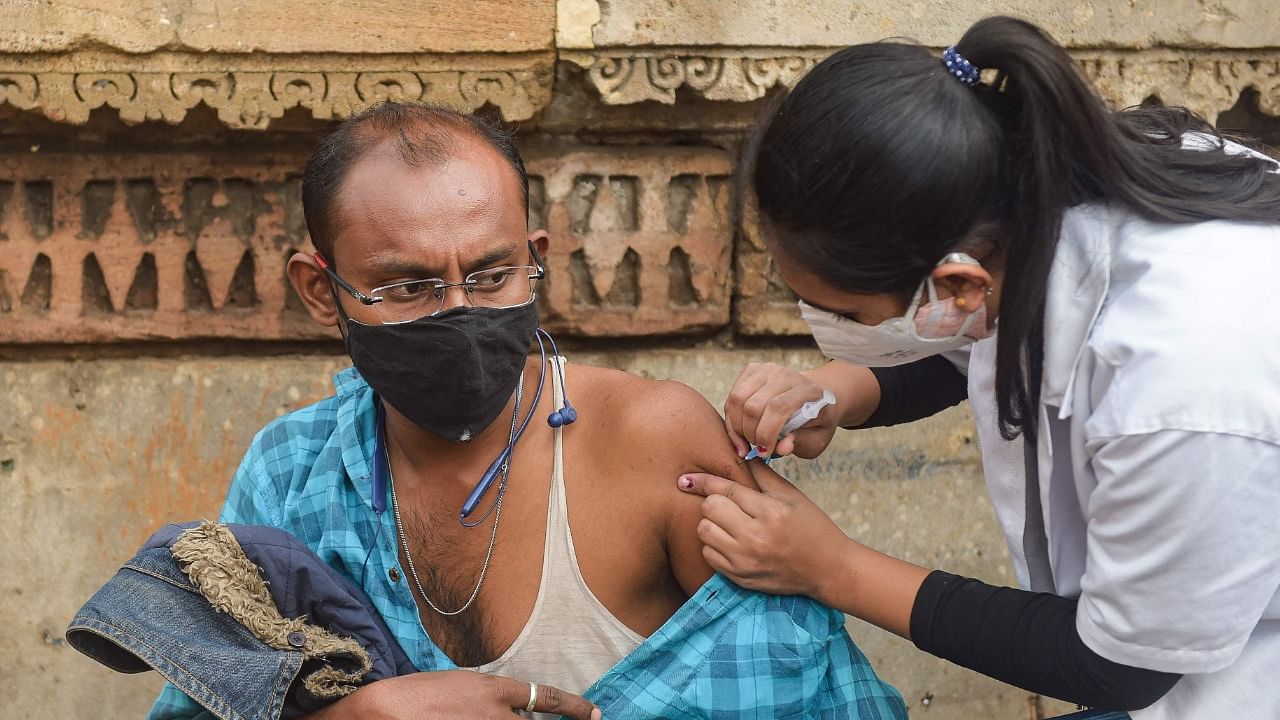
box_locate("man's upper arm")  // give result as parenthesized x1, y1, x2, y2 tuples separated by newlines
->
(218, 427, 287, 527)
(626, 379, 755, 595)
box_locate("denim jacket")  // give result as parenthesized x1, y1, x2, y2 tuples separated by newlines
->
(67, 521, 415, 720)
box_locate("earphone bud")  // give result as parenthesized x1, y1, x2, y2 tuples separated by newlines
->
(548, 405, 577, 428)
(538, 329, 577, 428)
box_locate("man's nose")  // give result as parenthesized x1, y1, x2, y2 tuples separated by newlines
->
(438, 284, 471, 312)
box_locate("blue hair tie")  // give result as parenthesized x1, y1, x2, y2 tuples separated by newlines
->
(942, 46, 981, 87)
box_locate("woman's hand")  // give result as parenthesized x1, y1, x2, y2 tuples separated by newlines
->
(722, 361, 880, 459)
(677, 463, 852, 599)
(723, 363, 840, 459)
(678, 464, 930, 638)
(307, 670, 601, 720)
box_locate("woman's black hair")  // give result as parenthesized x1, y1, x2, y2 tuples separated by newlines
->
(302, 101, 529, 267)
(750, 16, 1280, 440)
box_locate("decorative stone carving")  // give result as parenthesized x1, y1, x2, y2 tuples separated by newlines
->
(570, 48, 1280, 124)
(1077, 52, 1280, 121)
(0, 146, 734, 343)
(6, 49, 1277, 129)
(570, 49, 825, 105)
(0, 53, 554, 129)
(0, 72, 39, 110)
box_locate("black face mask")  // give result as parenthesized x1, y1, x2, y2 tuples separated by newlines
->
(343, 302, 538, 442)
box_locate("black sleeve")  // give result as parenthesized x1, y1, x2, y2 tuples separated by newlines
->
(853, 354, 968, 428)
(910, 571, 1182, 711)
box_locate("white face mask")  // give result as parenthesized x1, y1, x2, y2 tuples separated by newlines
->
(799, 252, 994, 368)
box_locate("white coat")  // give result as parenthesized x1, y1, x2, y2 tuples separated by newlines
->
(964, 179, 1280, 718)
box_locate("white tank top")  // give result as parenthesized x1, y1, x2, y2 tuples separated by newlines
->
(468, 358, 644, 715)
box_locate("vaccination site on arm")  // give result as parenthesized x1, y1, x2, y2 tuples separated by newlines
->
(2, 3, 1278, 720)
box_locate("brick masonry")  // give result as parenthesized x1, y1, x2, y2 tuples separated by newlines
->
(733, 192, 808, 336)
(0, 152, 327, 343)
(0, 146, 755, 343)
(526, 146, 735, 336)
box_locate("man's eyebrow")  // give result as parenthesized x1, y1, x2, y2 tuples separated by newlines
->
(462, 244, 520, 274)
(364, 243, 521, 279)
(366, 256, 440, 278)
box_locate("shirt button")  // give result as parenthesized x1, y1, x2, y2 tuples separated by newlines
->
(388, 567, 401, 583)
(287, 631, 307, 649)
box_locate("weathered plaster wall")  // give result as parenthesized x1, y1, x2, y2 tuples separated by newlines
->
(1, 2, 1277, 719)
(584, 0, 1277, 48)
(1, 0, 556, 53)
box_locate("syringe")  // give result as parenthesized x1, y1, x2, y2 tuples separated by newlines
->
(743, 389, 836, 461)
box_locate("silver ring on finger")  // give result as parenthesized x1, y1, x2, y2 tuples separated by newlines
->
(526, 682, 538, 713)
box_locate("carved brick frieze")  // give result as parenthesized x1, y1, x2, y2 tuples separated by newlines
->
(0, 52, 554, 129)
(0, 146, 734, 343)
(525, 147, 734, 336)
(0, 153, 325, 343)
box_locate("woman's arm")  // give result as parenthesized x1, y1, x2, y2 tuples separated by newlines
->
(856, 354, 968, 428)
(912, 572, 1180, 710)
(680, 467, 1181, 711)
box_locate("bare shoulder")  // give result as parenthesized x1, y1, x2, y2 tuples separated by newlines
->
(563, 362, 746, 595)
(564, 362, 747, 484)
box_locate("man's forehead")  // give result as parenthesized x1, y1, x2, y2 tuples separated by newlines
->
(329, 136, 526, 266)
(340, 142, 518, 219)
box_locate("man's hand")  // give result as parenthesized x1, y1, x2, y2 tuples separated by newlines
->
(308, 670, 601, 720)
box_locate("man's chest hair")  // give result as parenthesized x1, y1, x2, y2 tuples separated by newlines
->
(399, 505, 513, 668)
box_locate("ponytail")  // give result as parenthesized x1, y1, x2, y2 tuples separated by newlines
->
(751, 16, 1280, 440)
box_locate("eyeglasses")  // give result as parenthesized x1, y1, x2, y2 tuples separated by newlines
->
(314, 248, 545, 324)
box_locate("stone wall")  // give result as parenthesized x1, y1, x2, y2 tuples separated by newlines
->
(1, 2, 1276, 719)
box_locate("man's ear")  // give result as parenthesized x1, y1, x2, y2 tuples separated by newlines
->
(286, 252, 341, 327)
(528, 229, 550, 264)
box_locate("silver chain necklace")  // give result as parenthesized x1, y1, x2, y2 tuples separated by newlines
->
(387, 373, 523, 617)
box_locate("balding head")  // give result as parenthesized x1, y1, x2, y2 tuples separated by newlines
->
(301, 102, 529, 265)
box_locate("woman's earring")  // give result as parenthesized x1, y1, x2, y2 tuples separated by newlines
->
(955, 296, 967, 308)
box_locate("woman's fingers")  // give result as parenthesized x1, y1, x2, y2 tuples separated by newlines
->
(746, 462, 799, 497)
(753, 384, 829, 457)
(678, 472, 772, 518)
(773, 434, 797, 457)
(724, 364, 770, 453)
(697, 516, 741, 555)
(724, 363, 830, 456)
(747, 387, 797, 456)
(702, 544, 737, 577)
(723, 420, 750, 457)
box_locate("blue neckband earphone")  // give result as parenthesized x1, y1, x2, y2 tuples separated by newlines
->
(368, 327, 575, 521)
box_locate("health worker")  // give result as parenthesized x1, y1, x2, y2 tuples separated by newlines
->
(677, 15, 1280, 720)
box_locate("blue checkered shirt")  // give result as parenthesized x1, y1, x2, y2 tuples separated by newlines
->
(148, 368, 906, 719)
